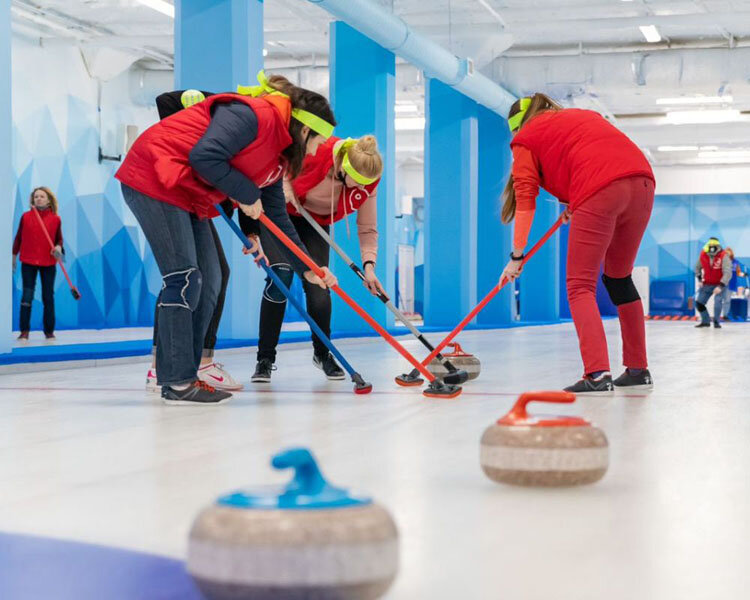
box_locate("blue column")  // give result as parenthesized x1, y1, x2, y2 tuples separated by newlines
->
(520, 190, 560, 321)
(329, 21, 395, 334)
(424, 78, 478, 327)
(476, 105, 513, 326)
(175, 0, 263, 340)
(0, 0, 10, 353)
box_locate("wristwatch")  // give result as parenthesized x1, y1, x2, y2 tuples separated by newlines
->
(363, 260, 376, 270)
(509, 252, 524, 261)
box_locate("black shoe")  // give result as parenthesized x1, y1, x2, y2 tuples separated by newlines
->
(161, 381, 231, 406)
(251, 359, 275, 383)
(695, 322, 710, 328)
(564, 373, 614, 395)
(713, 320, 722, 329)
(613, 368, 653, 389)
(313, 352, 346, 380)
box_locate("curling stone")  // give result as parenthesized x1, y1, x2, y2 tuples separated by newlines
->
(427, 342, 480, 382)
(480, 391, 608, 487)
(187, 448, 399, 599)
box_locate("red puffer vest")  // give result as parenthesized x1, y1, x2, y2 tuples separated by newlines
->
(287, 137, 380, 225)
(511, 109, 653, 209)
(18, 209, 60, 267)
(700, 250, 726, 285)
(116, 93, 292, 218)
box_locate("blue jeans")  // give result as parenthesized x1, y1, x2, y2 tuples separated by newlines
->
(696, 284, 724, 324)
(721, 286, 733, 318)
(122, 184, 221, 386)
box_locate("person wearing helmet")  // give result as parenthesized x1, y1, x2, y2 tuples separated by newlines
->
(694, 237, 732, 329)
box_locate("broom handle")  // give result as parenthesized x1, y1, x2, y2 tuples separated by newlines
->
(418, 213, 565, 366)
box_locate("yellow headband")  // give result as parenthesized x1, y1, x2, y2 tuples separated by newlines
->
(508, 97, 531, 133)
(237, 70, 334, 139)
(339, 138, 378, 185)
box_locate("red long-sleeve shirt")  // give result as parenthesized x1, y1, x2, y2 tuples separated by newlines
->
(511, 145, 541, 249)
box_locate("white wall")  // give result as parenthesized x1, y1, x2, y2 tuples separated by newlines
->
(654, 165, 750, 195)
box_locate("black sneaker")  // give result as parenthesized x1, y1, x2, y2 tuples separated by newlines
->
(613, 368, 653, 389)
(161, 381, 231, 406)
(251, 359, 275, 383)
(713, 320, 722, 329)
(313, 352, 346, 380)
(695, 322, 710, 328)
(564, 372, 614, 395)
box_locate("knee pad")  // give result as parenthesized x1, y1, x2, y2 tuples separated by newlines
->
(602, 274, 640, 306)
(263, 263, 293, 304)
(21, 288, 34, 306)
(158, 267, 202, 311)
(696, 301, 707, 313)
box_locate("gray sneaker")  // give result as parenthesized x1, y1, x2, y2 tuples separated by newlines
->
(161, 381, 232, 405)
(564, 373, 615, 395)
(313, 352, 346, 380)
(613, 369, 653, 389)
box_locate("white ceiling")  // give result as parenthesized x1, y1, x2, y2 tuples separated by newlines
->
(9, 0, 750, 164)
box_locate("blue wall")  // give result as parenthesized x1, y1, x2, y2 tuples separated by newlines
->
(1, 0, 11, 350)
(636, 193, 750, 298)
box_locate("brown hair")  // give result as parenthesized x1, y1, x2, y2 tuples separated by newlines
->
(261, 73, 337, 179)
(335, 135, 383, 181)
(29, 186, 58, 215)
(501, 93, 562, 223)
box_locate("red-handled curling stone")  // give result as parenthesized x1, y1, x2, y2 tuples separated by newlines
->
(427, 342, 480, 382)
(480, 391, 609, 487)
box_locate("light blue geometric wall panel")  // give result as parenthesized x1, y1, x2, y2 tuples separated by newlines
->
(635, 194, 750, 299)
(11, 97, 161, 331)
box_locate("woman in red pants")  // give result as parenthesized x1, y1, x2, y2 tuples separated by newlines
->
(500, 94, 655, 394)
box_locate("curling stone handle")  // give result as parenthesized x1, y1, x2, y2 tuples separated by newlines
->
(272, 448, 327, 496)
(504, 391, 576, 422)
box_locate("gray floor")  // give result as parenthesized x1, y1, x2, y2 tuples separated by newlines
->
(0, 320, 748, 599)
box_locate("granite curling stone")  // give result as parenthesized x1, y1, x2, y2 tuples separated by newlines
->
(187, 447, 399, 599)
(427, 342, 481, 382)
(480, 391, 608, 487)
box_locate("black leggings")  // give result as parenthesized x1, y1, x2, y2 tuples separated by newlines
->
(258, 215, 331, 362)
(20, 263, 56, 334)
(152, 219, 230, 358)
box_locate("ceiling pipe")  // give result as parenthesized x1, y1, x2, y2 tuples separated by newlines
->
(306, 0, 517, 115)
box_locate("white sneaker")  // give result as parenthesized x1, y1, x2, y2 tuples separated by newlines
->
(198, 362, 244, 391)
(146, 368, 158, 391)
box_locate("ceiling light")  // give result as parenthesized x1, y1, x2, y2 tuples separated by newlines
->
(666, 110, 742, 125)
(657, 95, 733, 105)
(697, 150, 750, 159)
(395, 117, 425, 131)
(395, 103, 419, 115)
(639, 25, 661, 43)
(657, 146, 698, 152)
(136, 0, 174, 18)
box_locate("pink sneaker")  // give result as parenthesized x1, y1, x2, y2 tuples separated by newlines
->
(198, 362, 243, 391)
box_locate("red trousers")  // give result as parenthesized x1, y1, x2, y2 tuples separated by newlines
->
(566, 176, 654, 374)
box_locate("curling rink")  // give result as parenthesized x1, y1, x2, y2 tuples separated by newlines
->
(1, 320, 748, 599)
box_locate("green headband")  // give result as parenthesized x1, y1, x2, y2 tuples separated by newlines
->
(237, 70, 334, 139)
(508, 97, 531, 133)
(340, 138, 378, 185)
(180, 89, 206, 108)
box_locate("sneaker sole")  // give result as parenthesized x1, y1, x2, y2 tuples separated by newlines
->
(199, 379, 244, 391)
(568, 389, 615, 396)
(251, 376, 271, 383)
(615, 383, 654, 390)
(162, 396, 232, 406)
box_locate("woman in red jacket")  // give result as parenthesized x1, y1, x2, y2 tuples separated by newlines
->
(248, 135, 384, 383)
(116, 73, 338, 406)
(12, 187, 64, 341)
(500, 94, 655, 394)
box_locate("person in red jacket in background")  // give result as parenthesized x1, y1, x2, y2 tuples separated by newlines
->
(116, 73, 338, 406)
(694, 237, 731, 329)
(248, 135, 385, 383)
(500, 94, 655, 394)
(12, 187, 64, 341)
